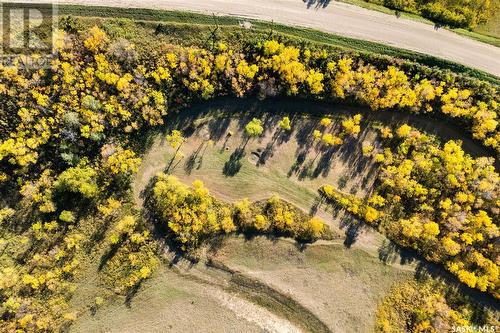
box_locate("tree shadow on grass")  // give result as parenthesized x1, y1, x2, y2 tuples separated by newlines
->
(337, 212, 366, 248)
(377, 239, 416, 266)
(184, 152, 198, 175)
(414, 260, 500, 312)
(288, 150, 307, 178)
(309, 196, 324, 216)
(343, 220, 364, 248)
(257, 128, 294, 166)
(223, 147, 245, 176)
(311, 146, 336, 178)
(322, 202, 367, 248)
(257, 133, 278, 166)
(376, 237, 500, 312)
(86, 216, 114, 254)
(98, 242, 121, 271)
(184, 141, 208, 175)
(208, 115, 232, 142)
(298, 159, 315, 180)
(125, 280, 144, 308)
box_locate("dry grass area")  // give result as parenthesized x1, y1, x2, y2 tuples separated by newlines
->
(133, 97, 490, 213)
(133, 98, 382, 230)
(72, 236, 415, 333)
(213, 236, 415, 333)
(71, 263, 267, 333)
(73, 98, 495, 332)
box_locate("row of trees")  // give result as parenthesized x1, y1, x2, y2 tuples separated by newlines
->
(152, 174, 333, 250)
(1, 29, 498, 181)
(374, 0, 495, 28)
(376, 278, 497, 332)
(321, 123, 499, 297)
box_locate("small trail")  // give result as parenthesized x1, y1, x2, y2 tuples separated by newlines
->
(214, 291, 303, 333)
(162, 249, 332, 333)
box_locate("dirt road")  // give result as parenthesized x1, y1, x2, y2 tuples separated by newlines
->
(13, 0, 500, 76)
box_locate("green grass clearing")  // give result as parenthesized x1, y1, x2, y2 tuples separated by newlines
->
(213, 236, 415, 333)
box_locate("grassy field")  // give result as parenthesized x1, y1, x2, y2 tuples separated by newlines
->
(71, 263, 267, 333)
(72, 235, 416, 333)
(133, 108, 378, 217)
(213, 236, 415, 333)
(72, 97, 500, 332)
(57, 4, 500, 84)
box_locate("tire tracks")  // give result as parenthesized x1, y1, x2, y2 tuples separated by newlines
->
(165, 254, 332, 333)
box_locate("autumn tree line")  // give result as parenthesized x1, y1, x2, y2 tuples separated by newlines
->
(367, 0, 496, 29)
(151, 174, 333, 251)
(320, 123, 499, 298)
(0, 27, 499, 178)
(0, 24, 498, 331)
(375, 278, 497, 332)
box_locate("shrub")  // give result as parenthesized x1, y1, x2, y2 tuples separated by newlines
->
(54, 163, 99, 199)
(59, 210, 75, 223)
(383, 0, 418, 13)
(278, 116, 292, 131)
(245, 118, 264, 138)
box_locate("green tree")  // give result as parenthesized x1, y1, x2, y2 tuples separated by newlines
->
(278, 116, 292, 131)
(59, 210, 75, 223)
(54, 163, 99, 199)
(320, 117, 332, 127)
(166, 130, 185, 150)
(166, 130, 186, 172)
(245, 118, 264, 138)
